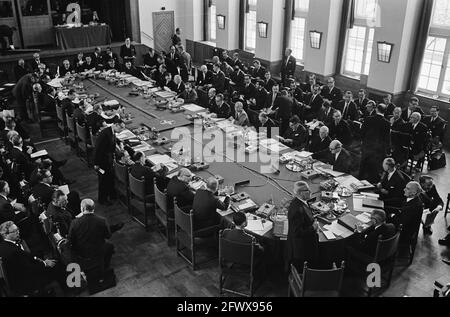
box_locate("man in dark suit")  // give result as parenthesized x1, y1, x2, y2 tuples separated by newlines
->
(86, 104, 104, 135)
(29, 52, 42, 72)
(80, 55, 97, 72)
(231, 52, 243, 71)
(250, 60, 266, 79)
(321, 77, 342, 109)
(196, 65, 213, 87)
(212, 94, 231, 119)
(328, 110, 352, 147)
(58, 59, 74, 77)
(94, 120, 125, 205)
(354, 89, 369, 114)
(317, 100, 335, 127)
(45, 190, 73, 237)
(221, 50, 234, 66)
(161, 72, 177, 91)
(336, 91, 359, 122)
(390, 107, 409, 165)
(9, 135, 34, 179)
(310, 126, 332, 160)
(192, 177, 230, 231)
(377, 158, 408, 208)
(252, 80, 269, 111)
(278, 115, 307, 150)
(401, 97, 424, 122)
(243, 75, 257, 101)
(123, 61, 141, 78)
(230, 65, 245, 93)
(393, 182, 424, 245)
(263, 71, 277, 92)
(130, 152, 167, 197)
(288, 79, 305, 103)
(92, 47, 104, 69)
(359, 104, 391, 183)
(212, 63, 226, 94)
(172, 75, 186, 94)
(350, 210, 397, 257)
(326, 140, 353, 174)
(40, 87, 57, 114)
(120, 38, 137, 63)
(406, 112, 429, 165)
(265, 84, 281, 110)
(31, 169, 55, 208)
(287, 182, 319, 270)
(383, 94, 396, 118)
(68, 199, 115, 270)
(166, 45, 182, 73)
(423, 106, 446, 141)
(419, 176, 444, 235)
(103, 47, 120, 66)
(179, 82, 198, 104)
(0, 181, 26, 225)
(258, 112, 276, 138)
(271, 90, 293, 134)
(281, 48, 296, 84)
(14, 59, 29, 81)
(167, 168, 195, 211)
(304, 84, 324, 121)
(143, 48, 159, 69)
(0, 221, 60, 295)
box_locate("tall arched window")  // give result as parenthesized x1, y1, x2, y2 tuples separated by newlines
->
(245, 0, 258, 52)
(289, 0, 309, 63)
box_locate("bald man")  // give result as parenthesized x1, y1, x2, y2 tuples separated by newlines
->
(394, 182, 424, 245)
(167, 168, 195, 211)
(192, 177, 230, 231)
(310, 126, 332, 160)
(326, 140, 353, 174)
(287, 181, 319, 270)
(68, 199, 115, 270)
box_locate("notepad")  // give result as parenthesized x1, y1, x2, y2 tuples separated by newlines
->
(30, 150, 48, 159)
(323, 230, 336, 240)
(58, 185, 70, 195)
(116, 129, 136, 141)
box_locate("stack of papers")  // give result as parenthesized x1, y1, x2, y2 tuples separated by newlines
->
(182, 104, 205, 112)
(314, 163, 345, 178)
(245, 214, 273, 236)
(30, 150, 48, 159)
(132, 142, 154, 153)
(147, 154, 178, 172)
(259, 139, 290, 154)
(116, 129, 136, 141)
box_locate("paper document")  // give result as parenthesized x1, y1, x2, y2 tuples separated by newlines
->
(323, 230, 336, 240)
(182, 104, 205, 112)
(116, 129, 136, 141)
(30, 150, 48, 159)
(58, 185, 70, 195)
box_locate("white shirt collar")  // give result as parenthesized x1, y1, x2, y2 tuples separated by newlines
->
(13, 145, 22, 152)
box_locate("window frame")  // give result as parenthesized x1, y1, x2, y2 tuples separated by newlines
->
(289, 0, 309, 64)
(342, 24, 375, 78)
(244, 0, 258, 52)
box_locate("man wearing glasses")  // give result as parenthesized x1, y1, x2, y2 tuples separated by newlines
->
(327, 140, 353, 175)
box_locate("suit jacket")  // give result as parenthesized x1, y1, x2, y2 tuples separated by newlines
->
(243, 83, 257, 101)
(68, 213, 111, 259)
(143, 53, 158, 68)
(179, 89, 198, 104)
(92, 53, 104, 68)
(212, 70, 226, 93)
(124, 66, 141, 78)
(130, 162, 161, 195)
(86, 112, 104, 135)
(58, 65, 74, 77)
(45, 203, 73, 237)
(167, 176, 194, 209)
(401, 107, 424, 122)
(317, 107, 335, 126)
(328, 120, 353, 146)
(396, 197, 424, 243)
(264, 78, 276, 92)
(215, 102, 231, 119)
(165, 57, 179, 77)
(234, 111, 250, 127)
(321, 86, 343, 108)
(287, 198, 319, 265)
(9, 146, 33, 178)
(196, 71, 213, 86)
(0, 240, 50, 293)
(94, 127, 116, 170)
(361, 114, 391, 155)
(283, 125, 308, 149)
(305, 93, 324, 120)
(355, 98, 369, 113)
(385, 103, 396, 118)
(406, 122, 428, 155)
(310, 135, 332, 160)
(103, 52, 119, 65)
(14, 65, 29, 81)
(265, 92, 281, 110)
(324, 148, 353, 174)
(290, 87, 305, 103)
(172, 82, 186, 95)
(281, 55, 297, 79)
(120, 44, 136, 61)
(360, 223, 397, 256)
(423, 116, 446, 140)
(32, 183, 54, 208)
(254, 88, 269, 110)
(420, 185, 444, 211)
(379, 170, 408, 207)
(272, 95, 293, 120)
(250, 66, 266, 79)
(192, 189, 230, 230)
(336, 100, 359, 122)
(0, 195, 15, 225)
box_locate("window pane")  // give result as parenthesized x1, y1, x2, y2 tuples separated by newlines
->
(248, 0, 257, 7)
(441, 53, 450, 95)
(210, 5, 216, 41)
(290, 17, 306, 62)
(432, 0, 450, 27)
(295, 0, 310, 12)
(344, 26, 366, 75)
(20, 0, 49, 16)
(418, 36, 446, 92)
(0, 1, 13, 17)
(246, 10, 257, 51)
(363, 28, 374, 75)
(355, 0, 378, 20)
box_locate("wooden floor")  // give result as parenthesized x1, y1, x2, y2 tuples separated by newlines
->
(35, 135, 450, 297)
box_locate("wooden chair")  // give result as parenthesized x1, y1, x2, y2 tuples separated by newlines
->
(128, 173, 153, 230)
(174, 200, 219, 271)
(113, 160, 129, 208)
(154, 179, 174, 245)
(399, 228, 419, 266)
(76, 121, 94, 167)
(347, 229, 401, 297)
(219, 230, 256, 297)
(288, 262, 345, 297)
(65, 112, 78, 150)
(36, 107, 58, 138)
(55, 103, 67, 140)
(89, 128, 97, 149)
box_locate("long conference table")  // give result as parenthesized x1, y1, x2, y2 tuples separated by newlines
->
(77, 76, 376, 267)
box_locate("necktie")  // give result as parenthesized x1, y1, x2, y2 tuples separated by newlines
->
(343, 103, 348, 118)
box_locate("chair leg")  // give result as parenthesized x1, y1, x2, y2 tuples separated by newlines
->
(191, 245, 196, 271)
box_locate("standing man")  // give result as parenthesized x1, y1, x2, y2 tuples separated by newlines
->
(281, 48, 296, 85)
(419, 176, 444, 235)
(321, 77, 342, 109)
(172, 28, 182, 47)
(287, 182, 319, 271)
(0, 25, 16, 50)
(94, 119, 125, 206)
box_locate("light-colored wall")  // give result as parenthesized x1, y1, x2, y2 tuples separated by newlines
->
(216, 0, 240, 50)
(255, 0, 285, 62)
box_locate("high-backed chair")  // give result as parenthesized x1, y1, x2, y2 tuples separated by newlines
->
(219, 230, 257, 297)
(174, 200, 219, 271)
(55, 103, 67, 140)
(288, 262, 345, 297)
(347, 229, 401, 296)
(154, 179, 174, 245)
(445, 194, 450, 218)
(76, 121, 94, 166)
(128, 173, 153, 230)
(113, 160, 129, 208)
(65, 112, 78, 150)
